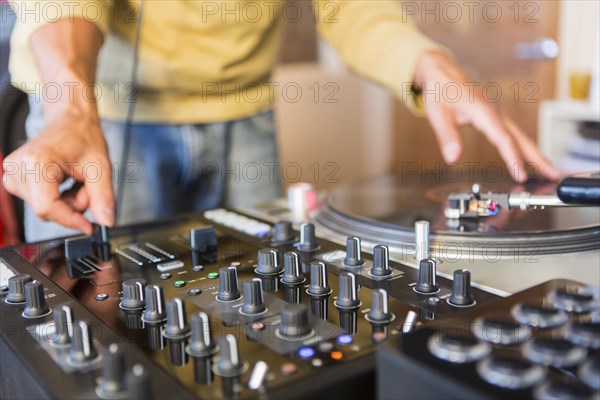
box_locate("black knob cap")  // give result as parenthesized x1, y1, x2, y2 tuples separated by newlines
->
(217, 266, 241, 302)
(278, 303, 312, 339)
(68, 321, 99, 366)
(190, 226, 218, 252)
(415, 259, 439, 294)
(449, 269, 475, 306)
(366, 289, 395, 323)
(272, 221, 295, 242)
(120, 279, 146, 310)
(335, 272, 361, 309)
(22, 281, 51, 318)
(163, 298, 191, 339)
(371, 244, 392, 276)
(307, 262, 331, 296)
(241, 279, 266, 315)
(343, 237, 364, 267)
(256, 249, 281, 275)
(187, 312, 217, 357)
(52, 304, 73, 346)
(96, 343, 127, 399)
(127, 365, 152, 400)
(297, 223, 318, 252)
(6, 274, 32, 304)
(282, 252, 304, 284)
(215, 334, 244, 377)
(142, 285, 165, 323)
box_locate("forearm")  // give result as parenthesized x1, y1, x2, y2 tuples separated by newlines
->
(29, 18, 103, 123)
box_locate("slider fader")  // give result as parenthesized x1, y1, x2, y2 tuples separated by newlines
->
(0, 209, 500, 399)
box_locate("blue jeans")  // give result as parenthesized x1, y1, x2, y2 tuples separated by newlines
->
(24, 98, 281, 242)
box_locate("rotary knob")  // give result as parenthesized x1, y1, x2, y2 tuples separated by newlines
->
(120, 279, 146, 310)
(52, 304, 73, 346)
(334, 272, 361, 309)
(217, 266, 241, 302)
(366, 289, 395, 324)
(6, 274, 32, 304)
(241, 278, 267, 315)
(127, 365, 152, 400)
(255, 249, 281, 275)
(449, 269, 475, 307)
(142, 285, 166, 323)
(307, 262, 331, 297)
(343, 237, 364, 267)
(187, 312, 217, 357)
(281, 252, 304, 284)
(278, 303, 312, 340)
(272, 221, 295, 243)
(163, 298, 191, 339)
(371, 244, 392, 276)
(22, 281, 51, 318)
(415, 259, 439, 294)
(215, 334, 244, 377)
(297, 223, 318, 252)
(96, 343, 127, 399)
(68, 321, 99, 366)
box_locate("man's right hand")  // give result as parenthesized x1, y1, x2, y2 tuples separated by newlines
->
(2, 109, 115, 235)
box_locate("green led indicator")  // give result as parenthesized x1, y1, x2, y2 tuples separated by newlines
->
(207, 272, 219, 279)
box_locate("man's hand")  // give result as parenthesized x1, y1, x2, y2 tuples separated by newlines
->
(3, 109, 115, 235)
(413, 51, 560, 183)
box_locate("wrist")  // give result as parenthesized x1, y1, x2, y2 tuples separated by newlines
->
(413, 51, 452, 88)
(42, 70, 99, 124)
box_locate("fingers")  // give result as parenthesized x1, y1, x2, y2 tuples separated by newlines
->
(83, 158, 115, 227)
(426, 104, 463, 163)
(62, 183, 91, 213)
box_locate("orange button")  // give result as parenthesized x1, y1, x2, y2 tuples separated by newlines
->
(330, 351, 343, 361)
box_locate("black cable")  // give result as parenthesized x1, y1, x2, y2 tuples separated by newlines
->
(115, 0, 145, 223)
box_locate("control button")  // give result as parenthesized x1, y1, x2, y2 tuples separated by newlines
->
(142, 285, 166, 324)
(297, 223, 319, 252)
(278, 303, 312, 340)
(68, 321, 100, 367)
(190, 226, 218, 252)
(427, 297, 440, 304)
(0, 285, 7, 294)
(298, 347, 315, 359)
(402, 310, 418, 334)
(578, 356, 600, 390)
(280, 362, 298, 376)
(551, 286, 598, 313)
(318, 342, 334, 352)
(533, 380, 597, 400)
(127, 365, 152, 400)
(334, 272, 361, 309)
(192, 265, 205, 272)
(241, 278, 267, 315)
(217, 266, 241, 302)
(186, 312, 217, 358)
(311, 358, 323, 367)
(282, 251, 304, 284)
(511, 303, 568, 329)
(251, 322, 266, 331)
(372, 332, 387, 343)
(163, 298, 191, 339)
(173, 280, 186, 288)
(414, 259, 439, 294)
(428, 333, 491, 364)
(567, 322, 600, 349)
(188, 288, 201, 296)
(96, 343, 127, 399)
(119, 279, 146, 310)
(343, 236, 364, 267)
(255, 248, 281, 275)
(330, 351, 343, 361)
(51, 304, 73, 347)
(272, 221, 295, 243)
(207, 272, 219, 279)
(448, 269, 475, 307)
(159, 273, 172, 280)
(215, 334, 245, 377)
(22, 281, 51, 318)
(473, 315, 532, 345)
(370, 244, 391, 277)
(337, 334, 353, 345)
(523, 339, 587, 368)
(95, 294, 109, 301)
(204, 209, 270, 237)
(366, 289, 395, 324)
(306, 262, 332, 297)
(476, 356, 546, 390)
(157, 260, 184, 272)
(248, 361, 269, 391)
(6, 274, 32, 304)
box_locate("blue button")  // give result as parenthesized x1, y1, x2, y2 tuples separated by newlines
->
(298, 347, 315, 359)
(337, 334, 353, 345)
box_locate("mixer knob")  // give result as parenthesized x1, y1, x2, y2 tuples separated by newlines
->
(334, 272, 361, 309)
(52, 304, 73, 346)
(187, 312, 217, 357)
(120, 279, 146, 310)
(366, 289, 395, 324)
(449, 269, 475, 307)
(142, 285, 166, 323)
(371, 244, 392, 276)
(6, 274, 32, 304)
(190, 226, 218, 252)
(22, 281, 51, 318)
(217, 266, 241, 302)
(255, 248, 281, 275)
(306, 262, 332, 297)
(343, 236, 365, 267)
(241, 278, 267, 315)
(68, 321, 99, 366)
(415, 220, 430, 263)
(281, 252, 304, 284)
(415, 259, 439, 294)
(96, 343, 127, 399)
(127, 365, 152, 400)
(215, 334, 244, 377)
(272, 221, 295, 243)
(163, 298, 191, 339)
(297, 223, 319, 252)
(278, 303, 312, 339)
